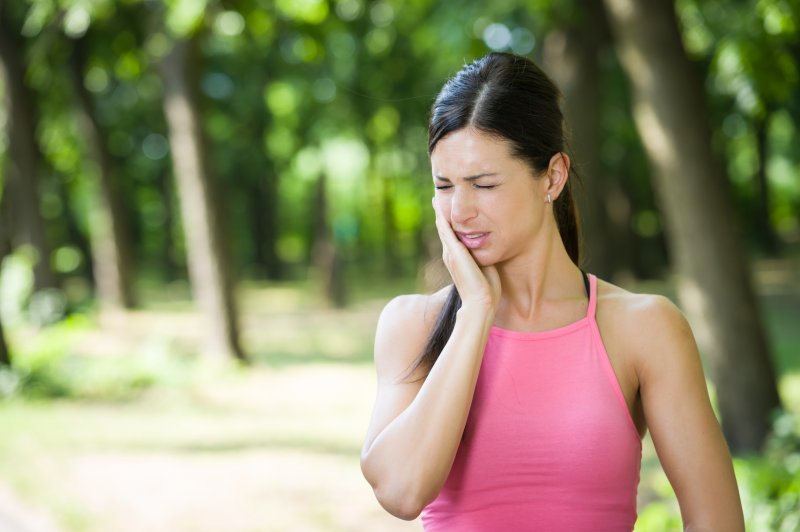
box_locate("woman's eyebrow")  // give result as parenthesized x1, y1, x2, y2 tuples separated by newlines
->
(433, 172, 498, 182)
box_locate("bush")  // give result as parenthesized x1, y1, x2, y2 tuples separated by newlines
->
(1, 314, 195, 401)
(737, 410, 800, 532)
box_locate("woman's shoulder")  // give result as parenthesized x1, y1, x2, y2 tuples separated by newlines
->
(373, 285, 452, 379)
(378, 285, 452, 338)
(379, 284, 452, 328)
(594, 277, 696, 364)
(595, 277, 685, 323)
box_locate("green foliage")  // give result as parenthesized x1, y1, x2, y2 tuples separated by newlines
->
(0, 248, 35, 326)
(635, 502, 682, 531)
(678, 0, 799, 116)
(2, 0, 795, 296)
(276, 0, 329, 25)
(164, 0, 209, 37)
(677, 0, 800, 247)
(1, 314, 197, 401)
(737, 410, 800, 531)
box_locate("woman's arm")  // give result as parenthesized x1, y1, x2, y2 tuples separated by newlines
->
(360, 198, 501, 520)
(632, 295, 744, 531)
(360, 294, 493, 520)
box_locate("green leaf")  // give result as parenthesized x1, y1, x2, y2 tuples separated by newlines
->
(164, 0, 209, 37)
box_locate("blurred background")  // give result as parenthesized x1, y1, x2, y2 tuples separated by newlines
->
(0, 0, 798, 530)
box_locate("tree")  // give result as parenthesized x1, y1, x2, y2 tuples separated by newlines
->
(311, 170, 346, 308)
(0, 309, 9, 367)
(680, 0, 800, 256)
(0, 5, 58, 293)
(752, 111, 779, 254)
(541, 0, 619, 279)
(160, 33, 245, 361)
(248, 156, 283, 281)
(0, 189, 11, 367)
(68, 33, 136, 310)
(602, 0, 782, 452)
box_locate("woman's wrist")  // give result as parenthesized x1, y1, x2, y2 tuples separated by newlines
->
(456, 301, 496, 329)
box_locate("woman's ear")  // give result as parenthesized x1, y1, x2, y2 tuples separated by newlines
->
(545, 152, 570, 201)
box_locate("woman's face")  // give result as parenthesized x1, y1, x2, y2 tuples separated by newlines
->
(430, 128, 549, 267)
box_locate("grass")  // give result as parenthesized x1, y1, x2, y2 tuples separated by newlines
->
(0, 364, 413, 531)
(0, 284, 417, 532)
(0, 260, 798, 531)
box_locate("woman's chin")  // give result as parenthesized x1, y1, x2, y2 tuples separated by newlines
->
(469, 249, 498, 268)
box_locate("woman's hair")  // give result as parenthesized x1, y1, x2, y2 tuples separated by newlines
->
(405, 52, 582, 380)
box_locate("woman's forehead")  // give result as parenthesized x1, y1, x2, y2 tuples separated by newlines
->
(431, 129, 520, 177)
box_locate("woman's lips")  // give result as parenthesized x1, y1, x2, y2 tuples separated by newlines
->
(456, 232, 489, 249)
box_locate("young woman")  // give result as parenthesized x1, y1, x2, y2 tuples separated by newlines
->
(360, 52, 744, 531)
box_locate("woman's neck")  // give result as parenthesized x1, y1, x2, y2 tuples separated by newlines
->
(493, 227, 584, 324)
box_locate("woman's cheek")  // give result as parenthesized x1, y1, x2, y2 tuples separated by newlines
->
(435, 196, 453, 222)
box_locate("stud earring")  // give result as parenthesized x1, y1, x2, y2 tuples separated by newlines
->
(546, 193, 552, 204)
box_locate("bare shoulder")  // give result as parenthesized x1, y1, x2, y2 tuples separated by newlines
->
(374, 285, 452, 384)
(596, 278, 686, 327)
(595, 278, 696, 371)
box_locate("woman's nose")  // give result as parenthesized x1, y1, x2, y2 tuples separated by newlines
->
(450, 188, 478, 224)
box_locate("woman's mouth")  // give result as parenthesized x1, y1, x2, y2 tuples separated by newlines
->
(456, 232, 490, 249)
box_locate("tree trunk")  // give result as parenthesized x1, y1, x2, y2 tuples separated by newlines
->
(263, 170, 282, 280)
(541, 0, 617, 279)
(0, 192, 12, 366)
(0, 10, 58, 292)
(603, 0, 781, 453)
(155, 167, 180, 281)
(54, 171, 96, 285)
(250, 169, 282, 280)
(311, 172, 346, 308)
(0, 307, 9, 367)
(754, 112, 779, 256)
(68, 35, 136, 309)
(160, 36, 245, 361)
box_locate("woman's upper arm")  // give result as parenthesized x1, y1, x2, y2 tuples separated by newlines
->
(633, 295, 744, 531)
(361, 292, 442, 457)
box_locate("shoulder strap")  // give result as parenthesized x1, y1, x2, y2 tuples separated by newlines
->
(584, 272, 598, 319)
(580, 269, 590, 299)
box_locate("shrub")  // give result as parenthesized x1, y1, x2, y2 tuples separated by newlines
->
(737, 410, 800, 532)
(2, 314, 195, 401)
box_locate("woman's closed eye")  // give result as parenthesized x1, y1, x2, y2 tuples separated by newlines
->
(434, 184, 498, 190)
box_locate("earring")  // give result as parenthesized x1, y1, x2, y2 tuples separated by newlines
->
(546, 193, 552, 204)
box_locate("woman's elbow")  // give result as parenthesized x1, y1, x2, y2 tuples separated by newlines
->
(360, 453, 427, 520)
(372, 483, 427, 521)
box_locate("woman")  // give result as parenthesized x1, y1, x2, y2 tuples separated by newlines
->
(360, 52, 744, 531)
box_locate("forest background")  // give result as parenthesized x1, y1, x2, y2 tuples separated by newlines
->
(0, 0, 798, 530)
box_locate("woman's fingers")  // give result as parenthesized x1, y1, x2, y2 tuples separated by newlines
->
(431, 197, 501, 312)
(431, 197, 463, 254)
(432, 197, 476, 272)
(432, 197, 478, 273)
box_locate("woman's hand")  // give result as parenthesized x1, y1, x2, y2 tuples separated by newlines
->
(432, 197, 501, 312)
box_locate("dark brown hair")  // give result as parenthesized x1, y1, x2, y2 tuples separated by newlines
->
(406, 52, 582, 380)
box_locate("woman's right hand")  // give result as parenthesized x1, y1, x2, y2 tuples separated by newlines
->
(432, 197, 502, 313)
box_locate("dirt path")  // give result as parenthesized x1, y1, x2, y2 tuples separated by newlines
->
(0, 482, 61, 532)
(0, 364, 421, 531)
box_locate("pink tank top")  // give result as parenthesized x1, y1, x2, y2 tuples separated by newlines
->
(421, 273, 642, 531)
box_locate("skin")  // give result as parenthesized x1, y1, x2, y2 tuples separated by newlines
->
(360, 127, 744, 530)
